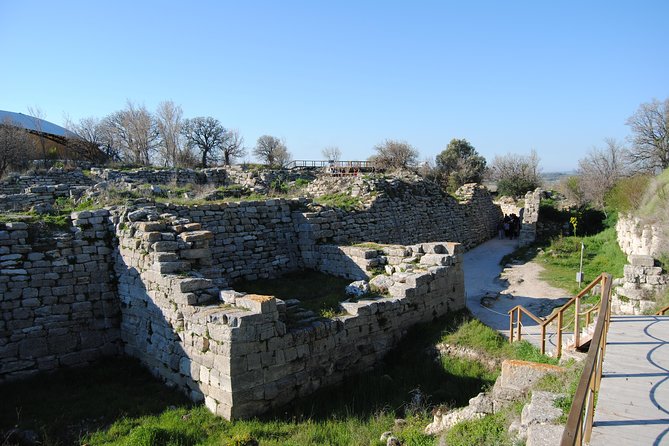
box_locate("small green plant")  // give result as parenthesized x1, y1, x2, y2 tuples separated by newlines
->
(294, 178, 311, 187)
(315, 193, 362, 211)
(570, 216, 578, 236)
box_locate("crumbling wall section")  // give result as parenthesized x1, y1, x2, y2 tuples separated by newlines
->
(299, 182, 501, 249)
(519, 188, 541, 247)
(218, 242, 465, 418)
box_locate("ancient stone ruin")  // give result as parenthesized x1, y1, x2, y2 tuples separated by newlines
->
(0, 166, 535, 419)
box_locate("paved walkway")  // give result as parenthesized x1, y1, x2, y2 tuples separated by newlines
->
(462, 238, 570, 350)
(590, 315, 669, 446)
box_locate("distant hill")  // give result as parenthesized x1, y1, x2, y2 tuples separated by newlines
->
(541, 171, 575, 186)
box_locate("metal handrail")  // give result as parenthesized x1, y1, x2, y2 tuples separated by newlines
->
(285, 160, 378, 169)
(508, 273, 608, 357)
(561, 273, 613, 445)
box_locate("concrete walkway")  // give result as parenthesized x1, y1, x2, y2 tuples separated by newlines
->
(590, 315, 669, 446)
(462, 238, 571, 350)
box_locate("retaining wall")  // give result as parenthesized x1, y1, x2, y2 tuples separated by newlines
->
(0, 212, 121, 382)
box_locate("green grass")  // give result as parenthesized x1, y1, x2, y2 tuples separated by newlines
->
(537, 227, 626, 295)
(645, 287, 669, 315)
(1, 311, 511, 446)
(0, 357, 191, 445)
(443, 410, 512, 446)
(233, 270, 354, 318)
(314, 193, 363, 211)
(442, 319, 559, 365)
(535, 360, 584, 423)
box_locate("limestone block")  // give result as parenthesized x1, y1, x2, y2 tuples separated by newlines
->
(235, 294, 277, 315)
(419, 254, 452, 266)
(179, 231, 214, 243)
(179, 277, 214, 293)
(629, 254, 654, 267)
(180, 248, 210, 259)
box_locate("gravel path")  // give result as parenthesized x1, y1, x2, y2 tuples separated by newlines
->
(462, 238, 571, 344)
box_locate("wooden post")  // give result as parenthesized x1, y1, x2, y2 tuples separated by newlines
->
(541, 324, 546, 355)
(557, 310, 563, 358)
(517, 309, 522, 342)
(509, 309, 514, 343)
(574, 294, 581, 348)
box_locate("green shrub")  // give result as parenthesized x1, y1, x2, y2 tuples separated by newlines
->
(294, 178, 311, 187)
(605, 174, 652, 213)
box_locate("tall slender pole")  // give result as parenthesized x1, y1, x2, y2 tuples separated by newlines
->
(578, 242, 585, 288)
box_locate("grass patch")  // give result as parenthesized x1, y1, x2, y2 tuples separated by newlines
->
(0, 357, 191, 445)
(535, 360, 584, 423)
(443, 410, 512, 446)
(233, 270, 354, 318)
(645, 288, 669, 315)
(442, 319, 558, 365)
(1, 311, 506, 446)
(537, 227, 626, 295)
(314, 193, 362, 211)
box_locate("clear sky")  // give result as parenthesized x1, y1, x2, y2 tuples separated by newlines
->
(1, 1, 667, 171)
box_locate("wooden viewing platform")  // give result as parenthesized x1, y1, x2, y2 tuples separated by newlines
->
(589, 314, 669, 445)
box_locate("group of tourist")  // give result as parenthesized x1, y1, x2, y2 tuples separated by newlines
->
(498, 214, 521, 240)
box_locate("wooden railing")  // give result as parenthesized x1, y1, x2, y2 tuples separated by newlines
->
(508, 273, 610, 357)
(561, 272, 613, 445)
(656, 305, 669, 315)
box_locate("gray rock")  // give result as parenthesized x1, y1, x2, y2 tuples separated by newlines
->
(370, 274, 395, 293)
(526, 424, 564, 446)
(345, 280, 369, 296)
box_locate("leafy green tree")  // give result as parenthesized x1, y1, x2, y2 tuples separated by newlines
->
(435, 138, 487, 192)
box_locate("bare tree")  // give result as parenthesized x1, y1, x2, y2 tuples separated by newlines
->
(369, 139, 419, 169)
(488, 149, 542, 197)
(0, 118, 32, 177)
(102, 101, 159, 165)
(181, 116, 225, 168)
(254, 135, 291, 167)
(557, 175, 587, 208)
(155, 100, 184, 167)
(27, 105, 50, 164)
(578, 138, 628, 211)
(221, 129, 246, 165)
(64, 116, 110, 162)
(321, 146, 342, 161)
(626, 98, 669, 172)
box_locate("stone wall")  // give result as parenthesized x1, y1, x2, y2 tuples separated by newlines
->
(0, 184, 89, 212)
(303, 180, 501, 249)
(113, 209, 465, 419)
(0, 169, 94, 195)
(89, 166, 315, 194)
(218, 243, 464, 418)
(0, 212, 121, 382)
(519, 188, 541, 247)
(612, 254, 669, 314)
(147, 200, 305, 284)
(616, 214, 668, 258)
(613, 215, 669, 314)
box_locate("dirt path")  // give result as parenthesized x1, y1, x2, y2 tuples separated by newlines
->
(462, 238, 571, 341)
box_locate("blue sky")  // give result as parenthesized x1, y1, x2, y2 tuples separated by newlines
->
(1, 1, 667, 171)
